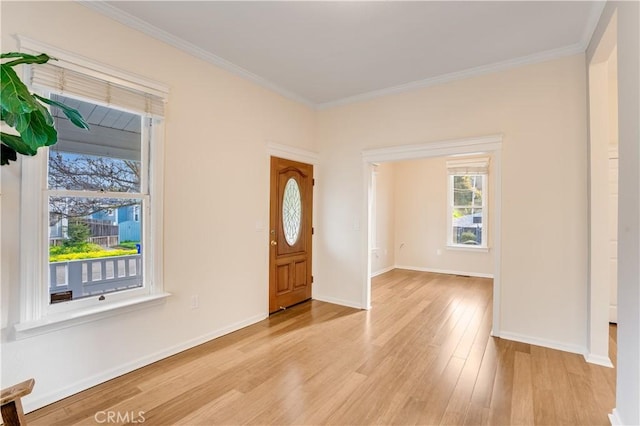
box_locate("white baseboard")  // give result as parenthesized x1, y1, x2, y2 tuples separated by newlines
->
(370, 265, 395, 277)
(609, 305, 618, 323)
(609, 409, 624, 425)
(394, 265, 494, 279)
(23, 312, 268, 413)
(498, 331, 587, 356)
(584, 353, 614, 368)
(313, 294, 366, 310)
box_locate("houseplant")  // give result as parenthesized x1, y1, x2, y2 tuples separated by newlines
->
(1, 52, 89, 165)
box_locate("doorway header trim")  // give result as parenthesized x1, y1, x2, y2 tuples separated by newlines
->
(267, 142, 319, 165)
(361, 134, 503, 163)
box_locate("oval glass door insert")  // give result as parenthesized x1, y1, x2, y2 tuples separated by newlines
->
(282, 178, 302, 246)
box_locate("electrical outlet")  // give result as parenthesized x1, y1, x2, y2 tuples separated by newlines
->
(191, 295, 199, 309)
(437, 249, 442, 255)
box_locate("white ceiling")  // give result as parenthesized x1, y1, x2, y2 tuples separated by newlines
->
(88, 1, 604, 108)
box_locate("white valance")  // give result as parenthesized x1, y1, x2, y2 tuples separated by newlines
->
(30, 62, 165, 118)
(446, 157, 490, 175)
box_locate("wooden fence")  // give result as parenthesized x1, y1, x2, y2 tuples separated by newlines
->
(50, 218, 119, 247)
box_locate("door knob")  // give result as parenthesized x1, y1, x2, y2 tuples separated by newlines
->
(270, 240, 277, 246)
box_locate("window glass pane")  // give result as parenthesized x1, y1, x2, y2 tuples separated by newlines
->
(49, 197, 143, 303)
(48, 94, 141, 192)
(453, 175, 483, 207)
(282, 178, 302, 246)
(452, 208, 483, 245)
(472, 176, 483, 207)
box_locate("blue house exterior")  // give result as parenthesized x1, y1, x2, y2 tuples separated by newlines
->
(91, 204, 141, 243)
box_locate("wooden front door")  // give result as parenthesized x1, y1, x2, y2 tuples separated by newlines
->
(269, 157, 313, 313)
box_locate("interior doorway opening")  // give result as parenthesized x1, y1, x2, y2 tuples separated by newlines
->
(362, 135, 502, 336)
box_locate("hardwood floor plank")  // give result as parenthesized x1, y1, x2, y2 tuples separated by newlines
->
(469, 337, 499, 408)
(290, 371, 369, 425)
(22, 270, 616, 426)
(462, 402, 491, 426)
(510, 351, 535, 425)
(545, 347, 580, 425)
(415, 356, 466, 425)
(440, 342, 486, 425)
(529, 346, 558, 425)
(487, 339, 516, 425)
(171, 389, 244, 425)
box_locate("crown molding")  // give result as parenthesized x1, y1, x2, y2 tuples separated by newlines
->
(318, 42, 586, 110)
(580, 1, 607, 51)
(79, 1, 315, 109)
(320, 1, 606, 110)
(81, 1, 604, 112)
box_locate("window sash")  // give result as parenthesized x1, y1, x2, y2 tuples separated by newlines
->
(44, 98, 151, 306)
(46, 194, 150, 314)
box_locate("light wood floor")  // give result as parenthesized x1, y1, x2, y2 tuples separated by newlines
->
(26, 270, 616, 425)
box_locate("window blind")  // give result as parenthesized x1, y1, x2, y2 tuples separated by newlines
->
(446, 157, 490, 175)
(30, 62, 165, 118)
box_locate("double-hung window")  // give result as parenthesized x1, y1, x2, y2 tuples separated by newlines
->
(17, 40, 169, 335)
(446, 157, 489, 249)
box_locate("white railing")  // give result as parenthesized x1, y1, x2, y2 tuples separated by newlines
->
(49, 254, 142, 300)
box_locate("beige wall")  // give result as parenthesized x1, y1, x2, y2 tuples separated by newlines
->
(393, 157, 493, 277)
(370, 163, 395, 275)
(316, 54, 588, 351)
(1, 1, 316, 410)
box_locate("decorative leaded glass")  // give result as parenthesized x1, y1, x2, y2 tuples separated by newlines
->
(282, 178, 302, 246)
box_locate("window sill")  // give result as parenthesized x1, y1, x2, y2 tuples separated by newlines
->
(446, 245, 490, 253)
(13, 292, 171, 340)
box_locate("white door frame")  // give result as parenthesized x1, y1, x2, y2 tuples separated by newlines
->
(586, 9, 618, 368)
(362, 134, 503, 336)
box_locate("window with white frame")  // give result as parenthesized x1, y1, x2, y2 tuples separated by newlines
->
(47, 94, 147, 303)
(17, 41, 168, 331)
(447, 157, 489, 248)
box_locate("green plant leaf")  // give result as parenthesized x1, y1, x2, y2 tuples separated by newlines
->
(1, 64, 39, 114)
(0, 143, 18, 165)
(20, 110, 58, 148)
(35, 94, 90, 130)
(0, 52, 31, 59)
(1, 52, 51, 67)
(3, 106, 57, 151)
(0, 51, 77, 166)
(1, 106, 31, 133)
(1, 132, 37, 156)
(34, 97, 54, 126)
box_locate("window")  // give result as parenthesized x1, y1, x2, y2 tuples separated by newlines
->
(47, 95, 146, 303)
(17, 40, 169, 334)
(447, 157, 489, 248)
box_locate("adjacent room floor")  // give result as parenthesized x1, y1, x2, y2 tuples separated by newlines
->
(26, 269, 616, 425)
